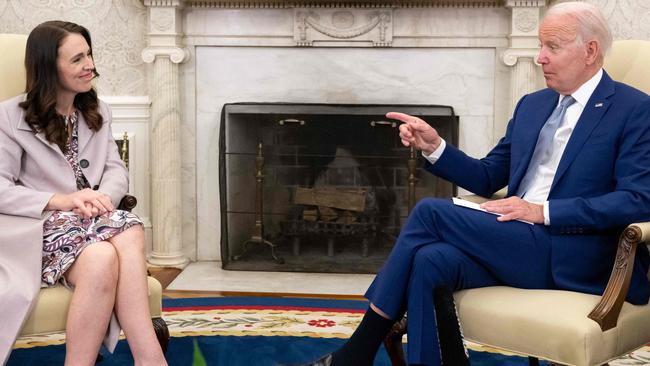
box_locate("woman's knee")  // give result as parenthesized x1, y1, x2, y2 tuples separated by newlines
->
(69, 242, 119, 287)
(88, 242, 118, 275)
(110, 224, 145, 253)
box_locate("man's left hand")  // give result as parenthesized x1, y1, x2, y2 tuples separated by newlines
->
(480, 196, 545, 224)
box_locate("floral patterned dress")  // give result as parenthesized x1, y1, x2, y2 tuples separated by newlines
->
(41, 112, 142, 286)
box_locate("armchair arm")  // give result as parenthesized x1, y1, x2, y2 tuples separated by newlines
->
(117, 194, 137, 212)
(462, 189, 650, 331)
(589, 221, 650, 331)
(114, 133, 136, 212)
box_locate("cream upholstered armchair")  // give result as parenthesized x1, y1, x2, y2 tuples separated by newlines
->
(384, 40, 650, 366)
(0, 34, 169, 352)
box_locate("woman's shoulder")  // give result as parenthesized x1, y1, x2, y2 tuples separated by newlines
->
(0, 93, 27, 113)
(0, 94, 27, 130)
(97, 97, 109, 110)
(96, 98, 112, 123)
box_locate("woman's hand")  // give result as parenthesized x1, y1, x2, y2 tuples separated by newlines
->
(72, 202, 104, 218)
(46, 188, 114, 218)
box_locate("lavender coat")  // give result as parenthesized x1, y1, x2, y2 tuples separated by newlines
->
(0, 94, 128, 365)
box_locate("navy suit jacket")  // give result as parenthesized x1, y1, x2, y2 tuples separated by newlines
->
(427, 71, 650, 305)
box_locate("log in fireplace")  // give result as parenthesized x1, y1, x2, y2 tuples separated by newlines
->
(220, 103, 458, 273)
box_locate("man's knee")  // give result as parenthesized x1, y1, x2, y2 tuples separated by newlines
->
(410, 198, 451, 222)
(413, 197, 447, 212)
(411, 245, 462, 287)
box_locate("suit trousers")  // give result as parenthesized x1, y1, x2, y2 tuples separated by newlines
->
(365, 198, 555, 365)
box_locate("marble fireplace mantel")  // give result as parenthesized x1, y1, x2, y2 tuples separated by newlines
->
(184, 0, 506, 7)
(141, 0, 545, 265)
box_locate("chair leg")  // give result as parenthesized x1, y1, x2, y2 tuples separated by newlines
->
(529, 356, 540, 366)
(383, 316, 408, 366)
(152, 317, 170, 353)
(434, 287, 470, 366)
(383, 287, 470, 366)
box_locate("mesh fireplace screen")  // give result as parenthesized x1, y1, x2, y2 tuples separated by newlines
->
(220, 103, 458, 273)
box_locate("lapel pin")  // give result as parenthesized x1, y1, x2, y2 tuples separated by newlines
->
(595, 102, 604, 108)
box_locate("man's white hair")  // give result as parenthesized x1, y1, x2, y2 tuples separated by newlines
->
(545, 1, 613, 58)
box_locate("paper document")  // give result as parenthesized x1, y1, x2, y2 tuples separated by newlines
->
(452, 197, 534, 225)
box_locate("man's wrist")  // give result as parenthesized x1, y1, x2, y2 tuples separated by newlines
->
(543, 201, 550, 225)
(422, 139, 447, 164)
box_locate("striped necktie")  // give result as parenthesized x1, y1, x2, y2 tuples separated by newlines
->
(516, 95, 576, 197)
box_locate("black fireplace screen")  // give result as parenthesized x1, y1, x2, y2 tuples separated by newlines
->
(220, 103, 458, 273)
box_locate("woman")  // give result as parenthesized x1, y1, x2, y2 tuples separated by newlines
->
(0, 21, 167, 366)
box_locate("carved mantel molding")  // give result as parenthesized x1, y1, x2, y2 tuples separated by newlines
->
(502, 48, 538, 66)
(144, 0, 184, 6)
(142, 46, 190, 64)
(185, 0, 504, 8)
(502, 0, 545, 115)
(506, 0, 544, 6)
(295, 9, 392, 46)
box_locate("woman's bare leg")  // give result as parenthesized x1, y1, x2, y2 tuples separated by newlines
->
(64, 241, 119, 366)
(108, 225, 167, 366)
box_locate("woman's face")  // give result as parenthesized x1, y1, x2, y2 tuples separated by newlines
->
(56, 33, 95, 98)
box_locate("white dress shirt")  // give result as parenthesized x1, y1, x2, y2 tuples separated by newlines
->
(424, 69, 603, 225)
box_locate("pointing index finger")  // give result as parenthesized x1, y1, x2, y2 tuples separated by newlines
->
(386, 112, 414, 124)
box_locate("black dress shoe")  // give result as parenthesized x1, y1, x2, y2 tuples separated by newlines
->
(279, 353, 332, 366)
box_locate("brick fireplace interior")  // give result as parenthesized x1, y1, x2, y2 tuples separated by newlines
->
(220, 103, 458, 273)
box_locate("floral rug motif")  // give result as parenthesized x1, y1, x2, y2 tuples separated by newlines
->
(163, 307, 364, 339)
(13, 296, 650, 365)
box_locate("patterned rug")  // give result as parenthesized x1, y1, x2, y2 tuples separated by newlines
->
(11, 296, 650, 365)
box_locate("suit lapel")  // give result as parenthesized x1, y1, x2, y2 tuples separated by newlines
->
(550, 72, 615, 192)
(16, 108, 96, 157)
(16, 112, 65, 157)
(509, 91, 559, 194)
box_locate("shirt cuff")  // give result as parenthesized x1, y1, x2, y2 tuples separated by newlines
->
(543, 201, 550, 226)
(422, 139, 447, 164)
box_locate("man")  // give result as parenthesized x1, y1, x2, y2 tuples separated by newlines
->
(293, 2, 650, 366)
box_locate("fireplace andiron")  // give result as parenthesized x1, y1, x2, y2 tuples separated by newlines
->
(233, 142, 284, 264)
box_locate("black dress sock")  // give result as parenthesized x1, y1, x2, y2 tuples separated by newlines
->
(330, 306, 395, 366)
(434, 286, 470, 366)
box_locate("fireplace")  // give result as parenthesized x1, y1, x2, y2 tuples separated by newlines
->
(220, 103, 458, 273)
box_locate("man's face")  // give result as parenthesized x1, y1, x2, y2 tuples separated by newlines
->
(537, 15, 593, 95)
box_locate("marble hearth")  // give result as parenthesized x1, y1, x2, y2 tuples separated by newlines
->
(140, 0, 545, 267)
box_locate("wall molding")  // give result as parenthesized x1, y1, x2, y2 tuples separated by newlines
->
(100, 96, 152, 122)
(186, 0, 504, 8)
(102, 96, 153, 252)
